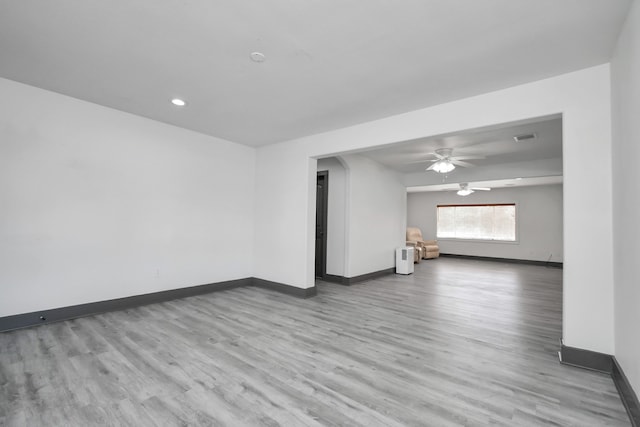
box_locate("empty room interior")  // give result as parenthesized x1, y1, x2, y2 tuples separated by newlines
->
(1, 1, 639, 426)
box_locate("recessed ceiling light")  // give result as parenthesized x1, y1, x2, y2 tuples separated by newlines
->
(250, 52, 266, 63)
(170, 98, 187, 107)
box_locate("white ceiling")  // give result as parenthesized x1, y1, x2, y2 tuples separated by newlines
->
(356, 115, 564, 190)
(0, 1, 631, 147)
(361, 116, 563, 174)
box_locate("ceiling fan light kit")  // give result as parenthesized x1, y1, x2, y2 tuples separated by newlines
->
(431, 159, 455, 173)
(456, 183, 491, 196)
(425, 147, 483, 174)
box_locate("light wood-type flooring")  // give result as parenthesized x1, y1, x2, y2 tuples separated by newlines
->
(0, 258, 630, 426)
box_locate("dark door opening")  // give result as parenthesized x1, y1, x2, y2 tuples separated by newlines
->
(315, 171, 328, 278)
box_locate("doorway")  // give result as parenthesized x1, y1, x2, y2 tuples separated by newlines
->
(315, 171, 328, 278)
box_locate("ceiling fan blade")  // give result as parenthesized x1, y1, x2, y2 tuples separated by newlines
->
(450, 160, 475, 168)
(425, 163, 437, 171)
(451, 155, 485, 161)
(471, 187, 491, 191)
(405, 157, 439, 164)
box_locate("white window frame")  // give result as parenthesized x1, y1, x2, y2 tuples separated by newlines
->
(436, 203, 519, 243)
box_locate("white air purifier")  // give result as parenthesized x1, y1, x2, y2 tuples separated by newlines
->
(395, 247, 414, 275)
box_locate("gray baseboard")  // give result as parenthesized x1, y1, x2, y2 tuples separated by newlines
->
(560, 343, 639, 426)
(346, 267, 395, 284)
(613, 357, 640, 427)
(322, 274, 347, 285)
(559, 343, 613, 372)
(440, 253, 563, 268)
(319, 268, 395, 285)
(252, 278, 317, 298)
(0, 277, 317, 332)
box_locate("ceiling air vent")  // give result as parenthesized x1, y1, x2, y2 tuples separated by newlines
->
(513, 133, 537, 142)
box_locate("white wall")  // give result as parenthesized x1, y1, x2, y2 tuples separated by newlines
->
(407, 185, 563, 262)
(316, 157, 347, 276)
(253, 144, 316, 288)
(316, 155, 406, 278)
(340, 154, 406, 277)
(0, 77, 255, 317)
(611, 0, 640, 396)
(254, 64, 614, 354)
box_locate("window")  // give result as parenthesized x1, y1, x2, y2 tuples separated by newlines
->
(437, 204, 516, 241)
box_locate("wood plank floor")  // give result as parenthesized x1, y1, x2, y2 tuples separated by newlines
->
(0, 258, 630, 426)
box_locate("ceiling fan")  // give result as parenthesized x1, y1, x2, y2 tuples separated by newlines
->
(455, 183, 491, 196)
(424, 148, 484, 173)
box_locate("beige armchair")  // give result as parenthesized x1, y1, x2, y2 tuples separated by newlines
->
(406, 227, 440, 259)
(405, 242, 423, 263)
